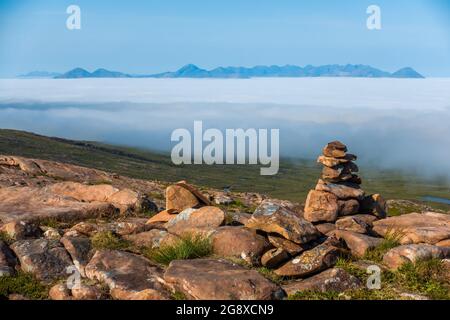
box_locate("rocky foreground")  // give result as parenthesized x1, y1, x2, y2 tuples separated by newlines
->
(0, 142, 449, 300)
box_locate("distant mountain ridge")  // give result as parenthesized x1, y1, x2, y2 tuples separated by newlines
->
(33, 64, 425, 79)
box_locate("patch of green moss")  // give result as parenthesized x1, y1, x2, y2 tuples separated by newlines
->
(363, 232, 402, 262)
(91, 231, 130, 250)
(0, 272, 49, 300)
(255, 267, 284, 285)
(395, 259, 449, 300)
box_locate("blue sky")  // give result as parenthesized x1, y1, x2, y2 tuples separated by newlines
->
(0, 0, 450, 77)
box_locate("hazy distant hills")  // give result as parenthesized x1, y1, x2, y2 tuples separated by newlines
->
(18, 71, 62, 78)
(23, 64, 425, 79)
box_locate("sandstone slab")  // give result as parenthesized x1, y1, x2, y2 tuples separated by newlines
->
(85, 250, 169, 300)
(10, 239, 73, 281)
(315, 179, 364, 200)
(246, 201, 319, 244)
(282, 268, 362, 295)
(372, 212, 450, 245)
(165, 206, 225, 236)
(211, 226, 270, 265)
(383, 244, 450, 270)
(0, 185, 118, 224)
(335, 230, 383, 258)
(274, 244, 341, 277)
(164, 259, 283, 300)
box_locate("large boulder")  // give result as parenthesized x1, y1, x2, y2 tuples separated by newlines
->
(10, 239, 73, 281)
(165, 206, 225, 236)
(211, 226, 270, 265)
(304, 190, 339, 223)
(85, 250, 169, 300)
(372, 212, 450, 245)
(282, 268, 362, 295)
(335, 230, 383, 258)
(165, 185, 199, 212)
(383, 244, 450, 270)
(0, 240, 18, 276)
(274, 244, 341, 277)
(164, 259, 284, 300)
(245, 201, 319, 244)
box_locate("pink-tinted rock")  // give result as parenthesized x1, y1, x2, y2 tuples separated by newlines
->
(304, 190, 339, 223)
(245, 201, 319, 244)
(164, 259, 284, 300)
(383, 244, 450, 270)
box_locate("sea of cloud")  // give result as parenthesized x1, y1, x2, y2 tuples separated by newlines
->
(0, 78, 449, 179)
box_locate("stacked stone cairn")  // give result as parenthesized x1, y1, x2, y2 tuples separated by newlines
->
(304, 140, 387, 223)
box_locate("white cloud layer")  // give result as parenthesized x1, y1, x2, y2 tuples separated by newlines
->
(0, 78, 449, 180)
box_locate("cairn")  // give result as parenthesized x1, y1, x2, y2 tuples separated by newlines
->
(304, 141, 386, 223)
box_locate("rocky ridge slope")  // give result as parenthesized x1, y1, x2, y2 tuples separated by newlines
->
(0, 142, 449, 300)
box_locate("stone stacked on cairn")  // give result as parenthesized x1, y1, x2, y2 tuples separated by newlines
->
(304, 141, 387, 223)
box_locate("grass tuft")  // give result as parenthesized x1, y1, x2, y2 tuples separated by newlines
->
(255, 267, 284, 285)
(0, 272, 49, 300)
(363, 231, 402, 262)
(395, 259, 449, 300)
(91, 231, 130, 250)
(171, 291, 187, 300)
(144, 234, 212, 265)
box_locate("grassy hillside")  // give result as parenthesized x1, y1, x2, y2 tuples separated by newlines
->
(0, 129, 449, 209)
